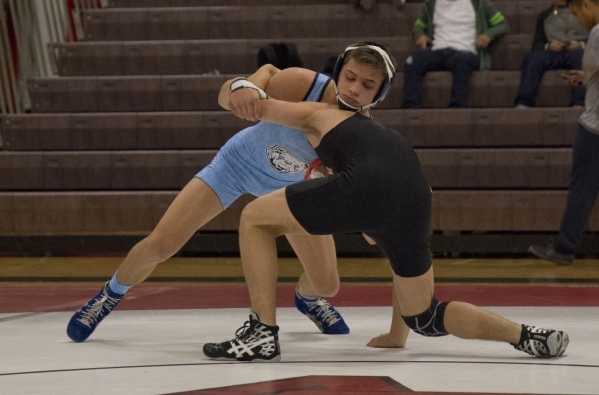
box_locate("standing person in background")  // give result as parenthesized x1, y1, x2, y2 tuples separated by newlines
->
(529, 0, 599, 264)
(402, 0, 508, 109)
(514, 0, 588, 108)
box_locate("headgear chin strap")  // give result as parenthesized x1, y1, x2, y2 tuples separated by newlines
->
(332, 44, 395, 112)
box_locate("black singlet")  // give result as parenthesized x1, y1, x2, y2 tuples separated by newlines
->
(285, 113, 432, 277)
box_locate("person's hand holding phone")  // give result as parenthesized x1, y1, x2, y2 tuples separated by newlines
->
(561, 70, 585, 87)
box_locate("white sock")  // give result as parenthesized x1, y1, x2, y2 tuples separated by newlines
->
(297, 288, 318, 301)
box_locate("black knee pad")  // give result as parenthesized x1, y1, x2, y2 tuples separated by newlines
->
(402, 296, 450, 337)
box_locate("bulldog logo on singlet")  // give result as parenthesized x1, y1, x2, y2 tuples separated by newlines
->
(266, 144, 309, 174)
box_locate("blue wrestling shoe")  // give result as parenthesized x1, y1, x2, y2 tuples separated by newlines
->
(294, 287, 349, 334)
(66, 281, 124, 342)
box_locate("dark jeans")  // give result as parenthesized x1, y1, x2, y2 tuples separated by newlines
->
(402, 47, 479, 109)
(514, 49, 585, 107)
(556, 124, 599, 254)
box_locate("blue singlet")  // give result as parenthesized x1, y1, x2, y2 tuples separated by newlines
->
(196, 72, 331, 208)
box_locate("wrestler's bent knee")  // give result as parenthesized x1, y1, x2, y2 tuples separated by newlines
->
(402, 296, 450, 337)
(309, 276, 340, 298)
(239, 201, 263, 228)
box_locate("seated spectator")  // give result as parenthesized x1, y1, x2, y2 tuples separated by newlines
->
(402, 0, 508, 109)
(514, 0, 588, 108)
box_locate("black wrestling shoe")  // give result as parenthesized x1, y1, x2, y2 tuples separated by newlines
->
(528, 245, 574, 265)
(203, 312, 280, 362)
(512, 324, 569, 358)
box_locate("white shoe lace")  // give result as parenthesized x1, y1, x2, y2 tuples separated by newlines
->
(228, 320, 276, 358)
(76, 290, 120, 328)
(305, 299, 341, 326)
(518, 326, 553, 357)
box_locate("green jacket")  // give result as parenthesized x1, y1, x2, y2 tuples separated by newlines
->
(413, 0, 508, 71)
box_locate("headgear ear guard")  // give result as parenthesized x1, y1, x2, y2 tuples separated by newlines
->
(332, 44, 396, 112)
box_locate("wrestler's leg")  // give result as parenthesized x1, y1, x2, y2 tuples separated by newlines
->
(239, 188, 309, 326)
(67, 178, 225, 342)
(116, 178, 224, 285)
(393, 267, 521, 343)
(286, 233, 349, 335)
(286, 233, 339, 297)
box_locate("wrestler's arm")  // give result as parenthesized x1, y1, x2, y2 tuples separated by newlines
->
(218, 66, 321, 120)
(367, 284, 410, 348)
(258, 98, 345, 146)
(259, 98, 323, 134)
(217, 64, 278, 110)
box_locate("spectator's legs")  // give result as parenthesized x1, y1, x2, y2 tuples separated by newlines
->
(402, 49, 444, 109)
(514, 50, 558, 107)
(445, 49, 479, 108)
(564, 49, 585, 106)
(556, 125, 599, 254)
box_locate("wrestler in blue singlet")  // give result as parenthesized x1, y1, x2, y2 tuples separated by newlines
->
(196, 73, 331, 208)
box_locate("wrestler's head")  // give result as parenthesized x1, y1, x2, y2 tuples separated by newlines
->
(332, 41, 397, 112)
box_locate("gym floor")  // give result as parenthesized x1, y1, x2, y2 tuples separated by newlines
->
(1, 256, 597, 394)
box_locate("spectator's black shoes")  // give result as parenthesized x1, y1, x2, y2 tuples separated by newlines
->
(528, 245, 574, 265)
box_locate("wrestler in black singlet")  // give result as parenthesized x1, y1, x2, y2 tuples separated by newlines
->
(285, 113, 432, 278)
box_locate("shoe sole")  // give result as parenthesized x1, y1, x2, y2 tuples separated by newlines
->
(527, 246, 573, 265)
(66, 329, 89, 343)
(66, 319, 93, 343)
(304, 314, 350, 335)
(208, 355, 281, 363)
(554, 332, 569, 357)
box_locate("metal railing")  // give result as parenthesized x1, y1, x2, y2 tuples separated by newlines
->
(0, 0, 103, 115)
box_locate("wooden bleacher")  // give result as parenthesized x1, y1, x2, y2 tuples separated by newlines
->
(1, 0, 597, 256)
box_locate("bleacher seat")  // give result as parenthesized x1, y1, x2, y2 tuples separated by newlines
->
(109, 0, 350, 7)
(28, 70, 576, 112)
(0, 148, 572, 191)
(2, 190, 599, 233)
(3, 108, 579, 151)
(1, 191, 254, 233)
(55, 34, 530, 77)
(82, 5, 415, 41)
